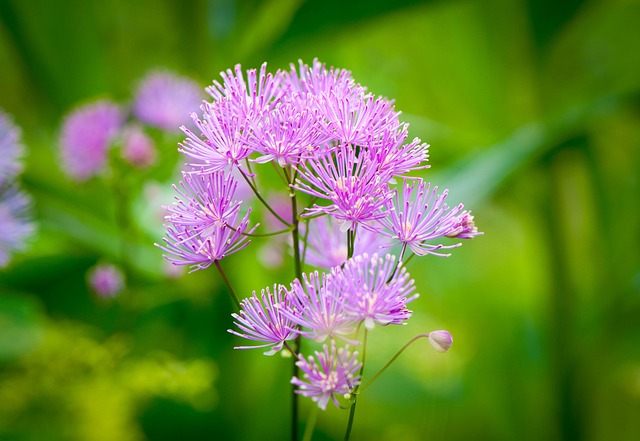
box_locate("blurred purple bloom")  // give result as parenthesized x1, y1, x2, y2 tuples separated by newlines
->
(282, 271, 357, 343)
(59, 100, 123, 181)
(291, 340, 361, 410)
(133, 70, 203, 132)
(295, 146, 394, 232)
(158, 171, 256, 271)
(0, 110, 24, 185)
(376, 179, 480, 257)
(335, 253, 418, 330)
(228, 284, 298, 355)
(302, 216, 389, 269)
(120, 125, 157, 168)
(87, 263, 125, 298)
(0, 186, 34, 267)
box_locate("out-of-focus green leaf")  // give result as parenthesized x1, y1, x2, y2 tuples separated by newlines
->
(0, 293, 44, 360)
(433, 96, 617, 206)
(543, 0, 640, 108)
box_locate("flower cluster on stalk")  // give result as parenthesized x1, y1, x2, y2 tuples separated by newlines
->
(157, 59, 481, 411)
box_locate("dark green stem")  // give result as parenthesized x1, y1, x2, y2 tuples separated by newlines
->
(346, 228, 355, 259)
(344, 328, 368, 441)
(239, 169, 291, 227)
(289, 170, 303, 441)
(214, 260, 240, 310)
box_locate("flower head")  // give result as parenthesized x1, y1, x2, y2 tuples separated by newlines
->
(120, 125, 157, 168)
(291, 340, 361, 410)
(179, 98, 254, 173)
(376, 179, 479, 257)
(446, 212, 482, 239)
(0, 186, 34, 267)
(59, 100, 123, 181)
(284, 59, 356, 98)
(133, 70, 203, 132)
(87, 263, 125, 298)
(334, 253, 418, 330)
(318, 91, 401, 148)
(206, 62, 285, 120)
(0, 110, 24, 185)
(228, 284, 298, 355)
(282, 271, 357, 343)
(295, 146, 394, 231)
(247, 100, 330, 166)
(157, 171, 256, 271)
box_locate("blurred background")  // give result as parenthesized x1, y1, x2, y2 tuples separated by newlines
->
(1, 0, 639, 440)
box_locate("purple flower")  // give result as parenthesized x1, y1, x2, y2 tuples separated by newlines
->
(87, 263, 125, 298)
(179, 98, 254, 173)
(59, 100, 123, 181)
(373, 128, 430, 177)
(294, 146, 394, 232)
(302, 216, 390, 269)
(0, 110, 24, 185)
(0, 186, 34, 267)
(284, 59, 356, 98)
(291, 341, 361, 410)
(206, 63, 284, 120)
(157, 171, 256, 271)
(120, 125, 157, 168)
(317, 91, 401, 148)
(228, 284, 298, 355)
(334, 253, 418, 330)
(446, 212, 482, 239)
(247, 100, 330, 166)
(282, 271, 357, 343)
(133, 70, 203, 132)
(375, 179, 479, 257)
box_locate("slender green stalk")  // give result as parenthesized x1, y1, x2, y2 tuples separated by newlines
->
(302, 405, 319, 441)
(346, 228, 355, 259)
(213, 260, 240, 310)
(360, 334, 429, 392)
(288, 168, 303, 441)
(239, 169, 291, 226)
(227, 224, 294, 238)
(388, 244, 408, 282)
(343, 328, 368, 441)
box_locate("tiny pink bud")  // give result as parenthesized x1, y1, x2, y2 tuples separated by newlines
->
(428, 330, 453, 352)
(121, 125, 157, 168)
(87, 263, 125, 299)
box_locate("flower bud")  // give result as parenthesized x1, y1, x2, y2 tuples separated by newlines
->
(428, 330, 453, 352)
(87, 263, 125, 299)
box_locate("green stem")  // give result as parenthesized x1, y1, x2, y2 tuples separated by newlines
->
(360, 334, 429, 392)
(214, 260, 240, 310)
(302, 405, 319, 441)
(239, 169, 291, 227)
(346, 228, 355, 260)
(289, 176, 303, 441)
(344, 328, 368, 441)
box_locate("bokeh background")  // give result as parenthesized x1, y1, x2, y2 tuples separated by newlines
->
(1, 0, 639, 440)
